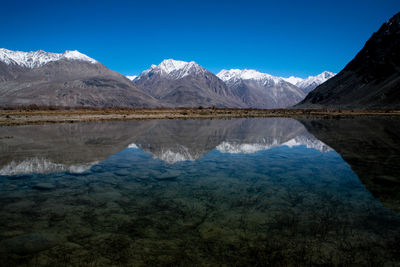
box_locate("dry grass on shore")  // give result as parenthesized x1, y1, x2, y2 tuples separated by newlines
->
(0, 107, 399, 126)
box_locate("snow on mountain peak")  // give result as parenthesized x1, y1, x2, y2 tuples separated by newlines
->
(0, 48, 97, 68)
(217, 69, 284, 85)
(138, 59, 206, 80)
(62, 50, 97, 64)
(283, 76, 304, 85)
(282, 71, 336, 93)
(319, 71, 335, 79)
(158, 59, 194, 72)
(126, 75, 138, 81)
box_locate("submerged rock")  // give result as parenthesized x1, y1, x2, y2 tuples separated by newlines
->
(155, 170, 181, 181)
(32, 183, 56, 190)
(114, 169, 131, 176)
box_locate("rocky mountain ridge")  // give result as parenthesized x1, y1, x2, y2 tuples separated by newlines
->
(0, 49, 336, 109)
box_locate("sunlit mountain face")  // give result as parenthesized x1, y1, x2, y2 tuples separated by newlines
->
(0, 118, 400, 266)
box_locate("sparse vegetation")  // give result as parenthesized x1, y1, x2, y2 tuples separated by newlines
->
(0, 107, 399, 126)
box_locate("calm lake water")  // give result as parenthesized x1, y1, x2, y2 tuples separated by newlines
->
(0, 117, 399, 266)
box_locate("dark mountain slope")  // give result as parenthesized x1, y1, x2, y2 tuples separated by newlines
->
(296, 12, 400, 109)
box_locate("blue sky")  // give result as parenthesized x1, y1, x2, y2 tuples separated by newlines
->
(1, 0, 399, 77)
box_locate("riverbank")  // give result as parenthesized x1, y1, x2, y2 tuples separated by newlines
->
(1, 108, 400, 126)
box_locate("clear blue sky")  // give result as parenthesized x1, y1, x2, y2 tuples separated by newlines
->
(1, 0, 399, 77)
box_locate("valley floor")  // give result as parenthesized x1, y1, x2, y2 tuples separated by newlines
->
(0, 108, 399, 126)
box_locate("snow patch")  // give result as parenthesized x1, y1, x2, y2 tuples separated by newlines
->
(127, 143, 139, 149)
(157, 149, 195, 164)
(126, 75, 138, 81)
(282, 136, 332, 153)
(216, 140, 279, 154)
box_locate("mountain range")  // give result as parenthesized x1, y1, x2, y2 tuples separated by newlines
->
(2, 12, 398, 110)
(132, 60, 335, 108)
(0, 49, 334, 109)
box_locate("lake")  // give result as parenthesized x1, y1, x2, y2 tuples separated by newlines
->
(0, 117, 399, 266)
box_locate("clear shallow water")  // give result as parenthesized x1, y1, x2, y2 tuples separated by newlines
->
(0, 118, 399, 266)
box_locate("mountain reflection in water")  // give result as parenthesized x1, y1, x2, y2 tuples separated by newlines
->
(0, 118, 399, 266)
(300, 117, 400, 213)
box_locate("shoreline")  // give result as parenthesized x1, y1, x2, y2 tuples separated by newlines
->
(1, 108, 400, 126)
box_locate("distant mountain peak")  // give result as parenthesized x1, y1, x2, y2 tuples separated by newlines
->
(139, 59, 206, 80)
(158, 59, 197, 72)
(283, 71, 336, 93)
(283, 71, 335, 85)
(217, 69, 284, 85)
(0, 48, 97, 68)
(283, 76, 304, 85)
(313, 71, 335, 80)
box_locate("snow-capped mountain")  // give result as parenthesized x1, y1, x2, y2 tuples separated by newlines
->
(134, 59, 245, 108)
(137, 59, 207, 80)
(0, 48, 158, 108)
(283, 71, 336, 94)
(217, 69, 305, 109)
(217, 69, 284, 86)
(0, 48, 97, 68)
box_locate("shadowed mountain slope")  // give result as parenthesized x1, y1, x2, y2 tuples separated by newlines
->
(296, 12, 400, 109)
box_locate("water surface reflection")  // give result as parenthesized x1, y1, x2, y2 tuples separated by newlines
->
(0, 118, 399, 266)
